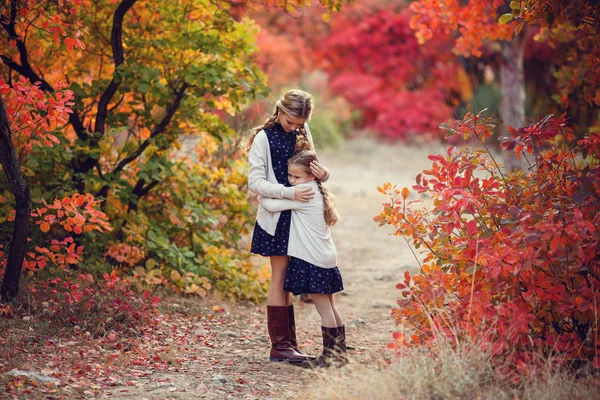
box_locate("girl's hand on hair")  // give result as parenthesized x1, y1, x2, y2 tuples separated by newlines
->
(310, 161, 329, 181)
(294, 186, 314, 202)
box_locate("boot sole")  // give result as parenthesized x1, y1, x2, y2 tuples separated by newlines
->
(269, 357, 312, 365)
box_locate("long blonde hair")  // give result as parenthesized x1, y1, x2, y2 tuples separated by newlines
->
(242, 89, 314, 153)
(288, 150, 339, 226)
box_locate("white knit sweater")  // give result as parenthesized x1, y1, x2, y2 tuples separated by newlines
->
(247, 123, 327, 236)
(259, 180, 337, 268)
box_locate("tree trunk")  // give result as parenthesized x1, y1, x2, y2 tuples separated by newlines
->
(0, 94, 31, 302)
(499, 33, 528, 171)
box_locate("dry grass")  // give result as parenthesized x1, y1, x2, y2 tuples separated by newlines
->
(301, 341, 599, 400)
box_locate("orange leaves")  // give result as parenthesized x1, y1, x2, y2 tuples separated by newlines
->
(14, 192, 111, 272)
(377, 182, 392, 195)
(105, 243, 145, 267)
(40, 221, 51, 232)
(401, 187, 410, 200)
(409, 0, 514, 57)
(33, 193, 111, 234)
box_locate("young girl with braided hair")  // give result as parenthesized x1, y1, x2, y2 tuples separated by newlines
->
(245, 90, 330, 364)
(258, 150, 347, 367)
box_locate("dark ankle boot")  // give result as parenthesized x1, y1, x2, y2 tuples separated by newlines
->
(288, 305, 317, 361)
(312, 326, 338, 368)
(267, 305, 313, 364)
(335, 325, 349, 365)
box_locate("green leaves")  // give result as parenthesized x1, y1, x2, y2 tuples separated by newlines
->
(499, 13, 513, 24)
(500, 1, 522, 24)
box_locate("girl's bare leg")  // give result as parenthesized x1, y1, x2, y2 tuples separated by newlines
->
(268, 256, 290, 306)
(329, 295, 343, 326)
(311, 294, 337, 328)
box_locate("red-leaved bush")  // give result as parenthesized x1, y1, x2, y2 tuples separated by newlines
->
(376, 110, 600, 379)
(0, 192, 157, 335)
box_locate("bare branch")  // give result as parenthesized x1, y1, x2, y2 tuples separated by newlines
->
(94, 0, 137, 135)
(110, 82, 189, 176)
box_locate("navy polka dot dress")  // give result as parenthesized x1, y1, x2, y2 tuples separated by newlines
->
(250, 122, 296, 256)
(284, 257, 344, 296)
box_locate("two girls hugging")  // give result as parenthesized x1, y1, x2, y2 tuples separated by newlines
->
(244, 89, 347, 367)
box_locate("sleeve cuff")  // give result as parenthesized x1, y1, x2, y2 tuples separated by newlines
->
(282, 186, 295, 200)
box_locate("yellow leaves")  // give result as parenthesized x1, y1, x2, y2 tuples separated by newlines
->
(150, 105, 167, 122)
(169, 214, 181, 225)
(213, 98, 235, 116)
(258, 263, 271, 284)
(170, 270, 182, 281)
(138, 268, 162, 285)
(187, 283, 205, 296)
(146, 258, 157, 271)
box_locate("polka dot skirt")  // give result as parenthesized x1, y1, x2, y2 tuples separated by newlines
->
(250, 123, 297, 257)
(284, 257, 344, 296)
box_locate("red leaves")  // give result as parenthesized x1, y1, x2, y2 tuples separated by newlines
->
(320, 8, 462, 140)
(377, 112, 600, 378)
(500, 114, 574, 159)
(0, 77, 75, 152)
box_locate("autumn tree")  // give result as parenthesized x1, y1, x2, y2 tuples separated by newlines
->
(510, 1, 600, 109)
(319, 6, 467, 140)
(409, 1, 600, 143)
(0, 92, 30, 301)
(0, 0, 268, 300)
(0, 0, 85, 301)
(1, 0, 351, 301)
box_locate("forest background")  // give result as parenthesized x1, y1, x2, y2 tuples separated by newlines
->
(1, 0, 599, 398)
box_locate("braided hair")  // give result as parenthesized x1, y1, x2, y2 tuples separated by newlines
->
(287, 150, 339, 226)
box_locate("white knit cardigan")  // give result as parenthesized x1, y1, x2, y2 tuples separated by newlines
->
(247, 123, 326, 235)
(259, 180, 337, 268)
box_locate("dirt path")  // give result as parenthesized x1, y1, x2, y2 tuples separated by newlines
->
(100, 137, 438, 399)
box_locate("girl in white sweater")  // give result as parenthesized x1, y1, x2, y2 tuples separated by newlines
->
(259, 150, 347, 366)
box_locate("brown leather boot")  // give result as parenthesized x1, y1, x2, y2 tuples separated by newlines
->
(288, 305, 317, 361)
(311, 326, 338, 368)
(267, 305, 312, 364)
(335, 325, 349, 365)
